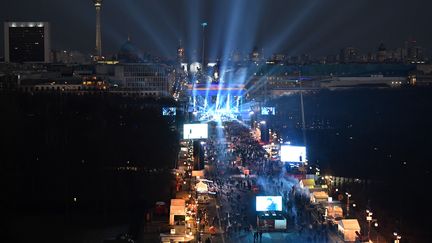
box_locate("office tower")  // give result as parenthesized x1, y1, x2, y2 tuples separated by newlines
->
(4, 22, 50, 63)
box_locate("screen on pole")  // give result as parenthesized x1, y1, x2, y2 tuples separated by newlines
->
(183, 124, 208, 139)
(261, 107, 275, 115)
(256, 196, 282, 211)
(280, 145, 307, 162)
(162, 107, 176, 116)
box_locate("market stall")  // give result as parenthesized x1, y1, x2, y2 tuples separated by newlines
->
(338, 219, 361, 242)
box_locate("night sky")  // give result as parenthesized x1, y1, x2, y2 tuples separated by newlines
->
(1, 0, 431, 59)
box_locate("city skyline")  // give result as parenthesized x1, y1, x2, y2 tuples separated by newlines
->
(0, 0, 431, 59)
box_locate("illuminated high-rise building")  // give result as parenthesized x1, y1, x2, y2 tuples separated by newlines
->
(4, 22, 51, 63)
(405, 39, 424, 63)
(94, 0, 103, 58)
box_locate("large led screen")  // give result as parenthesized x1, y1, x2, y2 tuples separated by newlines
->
(162, 107, 176, 116)
(256, 196, 282, 211)
(183, 124, 208, 139)
(261, 107, 275, 115)
(280, 145, 307, 162)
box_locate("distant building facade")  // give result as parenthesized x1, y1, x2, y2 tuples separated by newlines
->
(340, 47, 359, 63)
(4, 22, 51, 63)
(250, 46, 262, 62)
(52, 50, 89, 64)
(405, 39, 424, 63)
(377, 43, 387, 63)
(114, 63, 174, 96)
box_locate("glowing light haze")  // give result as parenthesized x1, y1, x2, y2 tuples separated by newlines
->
(1, 0, 431, 57)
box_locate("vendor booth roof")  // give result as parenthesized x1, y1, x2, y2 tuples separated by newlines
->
(338, 219, 360, 230)
(300, 179, 315, 188)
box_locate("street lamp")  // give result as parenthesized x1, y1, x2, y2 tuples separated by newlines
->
(366, 210, 374, 241)
(374, 222, 379, 243)
(393, 232, 401, 243)
(345, 192, 352, 216)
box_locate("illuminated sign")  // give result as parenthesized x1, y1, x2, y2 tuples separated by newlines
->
(280, 145, 307, 162)
(163, 107, 177, 116)
(183, 124, 208, 139)
(261, 107, 275, 115)
(256, 196, 282, 211)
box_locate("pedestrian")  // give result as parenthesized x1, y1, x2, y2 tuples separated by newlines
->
(259, 231, 263, 242)
(253, 231, 258, 242)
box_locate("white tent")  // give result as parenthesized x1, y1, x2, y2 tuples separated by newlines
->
(192, 170, 204, 177)
(310, 191, 329, 203)
(338, 219, 361, 242)
(169, 199, 186, 225)
(200, 179, 213, 183)
(196, 181, 208, 193)
(326, 205, 343, 218)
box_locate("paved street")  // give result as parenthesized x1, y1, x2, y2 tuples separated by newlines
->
(198, 122, 346, 243)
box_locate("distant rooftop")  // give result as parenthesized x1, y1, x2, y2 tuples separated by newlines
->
(5, 22, 48, 28)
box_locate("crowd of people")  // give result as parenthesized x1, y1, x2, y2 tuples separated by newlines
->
(200, 121, 335, 242)
(203, 122, 267, 240)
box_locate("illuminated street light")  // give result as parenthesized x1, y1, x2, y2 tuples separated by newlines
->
(393, 232, 401, 243)
(374, 222, 379, 243)
(366, 210, 374, 241)
(345, 192, 352, 216)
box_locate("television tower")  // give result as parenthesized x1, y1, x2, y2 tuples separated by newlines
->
(94, 0, 103, 58)
(201, 22, 207, 68)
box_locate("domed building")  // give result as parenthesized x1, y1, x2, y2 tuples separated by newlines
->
(117, 37, 142, 63)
